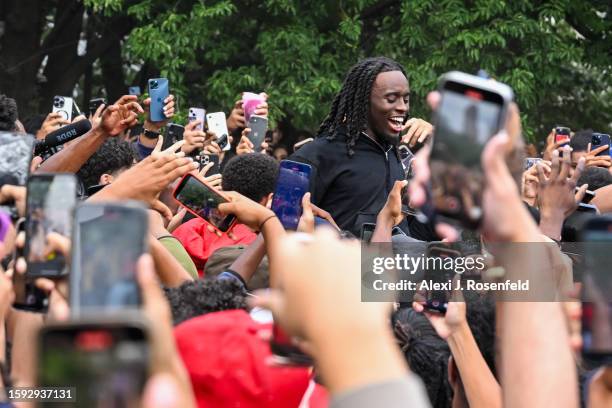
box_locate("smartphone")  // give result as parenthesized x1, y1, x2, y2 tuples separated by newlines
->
(269, 323, 313, 366)
(554, 126, 571, 145)
(172, 174, 237, 233)
(147, 78, 169, 122)
(52, 95, 74, 122)
(88, 98, 106, 117)
(430, 71, 514, 228)
(420, 243, 462, 314)
(128, 86, 141, 96)
(197, 153, 220, 175)
(360, 222, 376, 244)
(246, 115, 268, 151)
(24, 174, 77, 277)
(398, 144, 415, 178)
(188, 107, 206, 131)
(577, 187, 596, 204)
(523, 157, 542, 170)
(70, 202, 148, 316)
(591, 133, 611, 157)
(206, 112, 230, 151)
(12, 218, 49, 313)
(581, 216, 612, 365)
(271, 160, 312, 230)
(163, 123, 185, 151)
(293, 138, 313, 152)
(242, 92, 265, 122)
(38, 319, 149, 407)
(0, 132, 34, 219)
(577, 203, 598, 213)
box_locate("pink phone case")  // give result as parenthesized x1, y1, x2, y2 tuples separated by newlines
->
(242, 92, 265, 121)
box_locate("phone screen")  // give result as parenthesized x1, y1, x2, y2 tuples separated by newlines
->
(70, 204, 147, 315)
(174, 174, 236, 232)
(271, 160, 312, 230)
(581, 221, 612, 364)
(38, 323, 149, 407)
(430, 76, 508, 227)
(25, 174, 76, 277)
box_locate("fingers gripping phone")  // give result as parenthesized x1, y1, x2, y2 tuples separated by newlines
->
(24, 174, 77, 277)
(148, 78, 169, 122)
(89, 98, 106, 117)
(172, 174, 237, 232)
(163, 123, 185, 151)
(554, 126, 571, 145)
(38, 319, 149, 407)
(52, 96, 74, 122)
(247, 115, 268, 151)
(206, 112, 231, 151)
(430, 71, 514, 229)
(271, 160, 312, 230)
(197, 153, 220, 175)
(189, 107, 206, 132)
(591, 133, 611, 157)
(70, 202, 148, 317)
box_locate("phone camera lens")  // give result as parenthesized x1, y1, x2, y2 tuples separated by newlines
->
(592, 134, 601, 144)
(150, 80, 158, 89)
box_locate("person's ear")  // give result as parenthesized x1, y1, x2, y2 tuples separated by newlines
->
(99, 173, 114, 185)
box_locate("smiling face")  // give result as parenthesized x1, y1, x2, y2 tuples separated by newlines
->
(366, 70, 410, 144)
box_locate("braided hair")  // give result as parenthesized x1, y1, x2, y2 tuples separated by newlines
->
(317, 57, 407, 156)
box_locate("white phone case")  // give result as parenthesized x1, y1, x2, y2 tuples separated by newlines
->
(52, 96, 73, 122)
(188, 107, 206, 131)
(206, 112, 230, 151)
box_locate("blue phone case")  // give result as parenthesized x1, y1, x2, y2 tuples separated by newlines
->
(148, 78, 169, 122)
(271, 160, 312, 230)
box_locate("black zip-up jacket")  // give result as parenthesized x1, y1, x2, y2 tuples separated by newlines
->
(290, 129, 436, 240)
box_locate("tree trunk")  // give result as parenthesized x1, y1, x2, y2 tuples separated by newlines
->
(0, 0, 45, 118)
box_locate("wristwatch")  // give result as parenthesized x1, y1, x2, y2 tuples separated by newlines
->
(142, 128, 161, 139)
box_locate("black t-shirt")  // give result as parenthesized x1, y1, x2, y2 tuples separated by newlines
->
(290, 129, 436, 240)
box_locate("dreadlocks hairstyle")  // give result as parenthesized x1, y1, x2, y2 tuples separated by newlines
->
(317, 56, 407, 156)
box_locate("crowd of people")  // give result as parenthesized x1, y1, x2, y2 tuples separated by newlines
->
(0, 55, 610, 407)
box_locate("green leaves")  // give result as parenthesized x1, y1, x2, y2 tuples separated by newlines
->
(86, 0, 611, 139)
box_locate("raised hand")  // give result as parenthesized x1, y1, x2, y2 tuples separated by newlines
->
(401, 118, 433, 148)
(95, 95, 144, 137)
(143, 94, 176, 131)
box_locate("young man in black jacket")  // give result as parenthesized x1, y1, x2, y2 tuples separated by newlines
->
(291, 57, 436, 240)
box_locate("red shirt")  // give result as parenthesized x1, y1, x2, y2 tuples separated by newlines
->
(173, 218, 256, 276)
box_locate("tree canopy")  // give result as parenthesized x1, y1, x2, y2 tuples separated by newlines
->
(1, 0, 610, 141)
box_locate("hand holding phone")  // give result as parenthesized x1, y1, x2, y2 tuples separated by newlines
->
(189, 107, 206, 131)
(430, 71, 514, 229)
(246, 115, 268, 151)
(52, 96, 74, 122)
(24, 174, 77, 277)
(70, 202, 148, 316)
(206, 112, 231, 151)
(271, 160, 312, 230)
(554, 126, 571, 145)
(148, 78, 169, 122)
(173, 174, 237, 232)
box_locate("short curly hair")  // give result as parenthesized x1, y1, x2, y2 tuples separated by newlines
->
(77, 138, 136, 189)
(163, 278, 247, 325)
(222, 153, 279, 202)
(0, 94, 18, 132)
